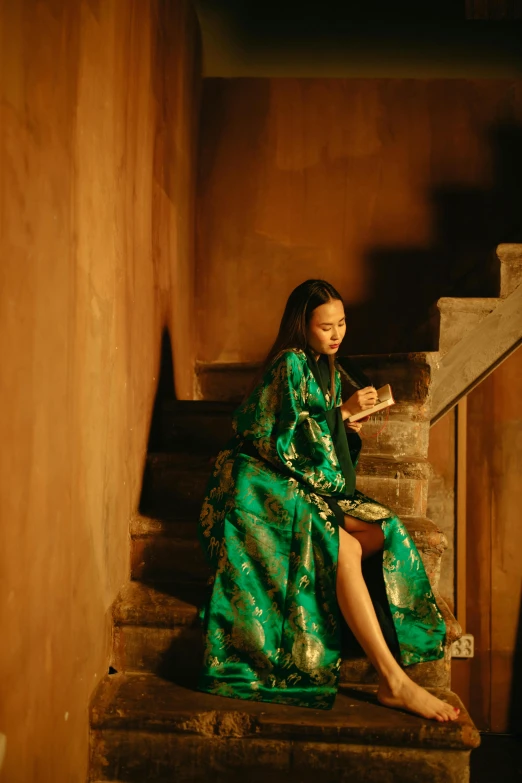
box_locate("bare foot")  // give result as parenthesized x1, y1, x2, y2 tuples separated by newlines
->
(377, 674, 461, 722)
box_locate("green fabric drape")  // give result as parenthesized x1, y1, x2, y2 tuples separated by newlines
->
(196, 348, 446, 710)
(304, 348, 359, 495)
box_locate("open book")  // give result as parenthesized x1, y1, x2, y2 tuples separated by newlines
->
(346, 384, 395, 423)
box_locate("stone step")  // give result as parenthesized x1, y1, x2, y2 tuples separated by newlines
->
(139, 453, 215, 515)
(130, 512, 447, 587)
(161, 399, 431, 460)
(89, 672, 479, 783)
(356, 455, 431, 517)
(436, 297, 499, 356)
(497, 243, 522, 298)
(111, 582, 459, 690)
(131, 511, 447, 550)
(399, 244, 522, 362)
(161, 400, 235, 453)
(430, 277, 522, 424)
(195, 352, 438, 407)
(140, 452, 432, 519)
(179, 354, 436, 458)
(130, 534, 209, 583)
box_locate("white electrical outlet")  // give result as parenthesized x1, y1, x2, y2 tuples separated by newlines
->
(451, 633, 474, 658)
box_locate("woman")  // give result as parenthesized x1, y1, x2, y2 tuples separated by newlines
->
(197, 280, 459, 722)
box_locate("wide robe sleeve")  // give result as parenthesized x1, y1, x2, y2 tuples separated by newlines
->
(334, 368, 362, 470)
(234, 350, 346, 496)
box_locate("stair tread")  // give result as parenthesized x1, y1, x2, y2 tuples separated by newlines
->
(113, 581, 461, 643)
(146, 452, 218, 469)
(113, 582, 204, 626)
(90, 672, 479, 750)
(131, 512, 446, 547)
(131, 514, 199, 538)
(163, 400, 236, 413)
(146, 450, 432, 476)
(436, 296, 499, 311)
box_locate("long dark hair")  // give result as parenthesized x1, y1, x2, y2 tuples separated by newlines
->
(249, 279, 344, 398)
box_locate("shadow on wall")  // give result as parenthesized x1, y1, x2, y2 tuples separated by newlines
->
(147, 328, 176, 453)
(509, 595, 522, 733)
(342, 119, 522, 356)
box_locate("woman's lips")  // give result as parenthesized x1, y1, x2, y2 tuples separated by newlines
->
(329, 344, 339, 349)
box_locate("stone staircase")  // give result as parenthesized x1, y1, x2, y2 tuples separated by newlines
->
(89, 244, 522, 781)
(89, 368, 478, 781)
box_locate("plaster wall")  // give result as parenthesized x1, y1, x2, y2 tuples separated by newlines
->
(466, 346, 522, 732)
(0, 1, 199, 780)
(196, 78, 522, 363)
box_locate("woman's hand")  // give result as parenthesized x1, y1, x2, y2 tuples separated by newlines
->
(345, 420, 363, 432)
(340, 386, 378, 420)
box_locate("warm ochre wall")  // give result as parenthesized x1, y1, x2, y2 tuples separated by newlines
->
(196, 78, 522, 363)
(466, 347, 522, 733)
(0, 2, 199, 781)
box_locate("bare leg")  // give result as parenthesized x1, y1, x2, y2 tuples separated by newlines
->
(342, 514, 385, 560)
(336, 520, 460, 722)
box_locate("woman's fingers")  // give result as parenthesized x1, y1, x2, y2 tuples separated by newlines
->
(358, 387, 378, 408)
(344, 387, 378, 415)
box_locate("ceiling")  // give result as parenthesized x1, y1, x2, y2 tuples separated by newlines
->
(194, 1, 522, 78)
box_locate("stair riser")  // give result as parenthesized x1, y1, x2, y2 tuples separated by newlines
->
(131, 518, 447, 562)
(354, 417, 429, 459)
(339, 355, 434, 407)
(131, 538, 210, 583)
(160, 412, 234, 453)
(497, 243, 522, 297)
(140, 467, 211, 514)
(356, 475, 428, 517)
(141, 466, 429, 518)
(160, 413, 430, 460)
(438, 308, 496, 355)
(130, 531, 439, 585)
(196, 355, 435, 408)
(90, 731, 470, 783)
(111, 625, 451, 689)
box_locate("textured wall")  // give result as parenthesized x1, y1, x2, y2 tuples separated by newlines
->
(0, 1, 199, 780)
(466, 346, 522, 732)
(196, 78, 522, 362)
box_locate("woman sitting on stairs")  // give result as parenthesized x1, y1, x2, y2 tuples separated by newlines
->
(196, 279, 460, 722)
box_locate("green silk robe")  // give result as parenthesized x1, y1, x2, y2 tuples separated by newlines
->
(196, 348, 446, 710)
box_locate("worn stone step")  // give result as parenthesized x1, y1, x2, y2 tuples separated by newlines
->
(139, 453, 215, 515)
(160, 400, 235, 453)
(130, 535, 210, 583)
(166, 354, 436, 458)
(89, 672, 479, 783)
(131, 511, 447, 550)
(498, 243, 522, 298)
(436, 297, 499, 356)
(356, 456, 431, 517)
(351, 415, 430, 460)
(130, 511, 445, 586)
(111, 582, 459, 690)
(398, 244, 522, 357)
(161, 400, 431, 461)
(195, 353, 438, 408)
(140, 452, 432, 519)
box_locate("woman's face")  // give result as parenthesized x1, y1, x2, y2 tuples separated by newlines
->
(306, 298, 346, 356)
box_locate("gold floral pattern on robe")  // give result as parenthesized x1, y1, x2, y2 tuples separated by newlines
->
(197, 349, 446, 710)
